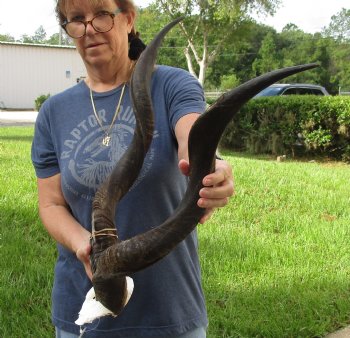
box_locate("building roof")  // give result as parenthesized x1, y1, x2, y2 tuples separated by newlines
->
(0, 40, 76, 50)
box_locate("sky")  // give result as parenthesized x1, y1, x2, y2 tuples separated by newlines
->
(0, 0, 349, 40)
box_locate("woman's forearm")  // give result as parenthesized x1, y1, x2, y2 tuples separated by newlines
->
(39, 204, 91, 254)
(37, 175, 91, 254)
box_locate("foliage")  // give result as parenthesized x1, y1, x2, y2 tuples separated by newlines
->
(44, 31, 73, 46)
(252, 31, 280, 75)
(0, 25, 72, 46)
(35, 94, 50, 111)
(136, 7, 188, 69)
(0, 33, 15, 42)
(220, 96, 350, 161)
(0, 3, 349, 92)
(20, 25, 47, 44)
(220, 73, 240, 90)
(323, 8, 350, 42)
(326, 39, 350, 94)
(153, 0, 280, 84)
(304, 128, 332, 150)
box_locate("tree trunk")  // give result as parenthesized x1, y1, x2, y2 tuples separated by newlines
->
(184, 46, 198, 79)
(198, 60, 206, 86)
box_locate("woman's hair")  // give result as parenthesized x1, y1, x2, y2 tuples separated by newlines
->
(55, 0, 146, 60)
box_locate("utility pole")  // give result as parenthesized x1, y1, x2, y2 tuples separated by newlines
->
(59, 26, 63, 45)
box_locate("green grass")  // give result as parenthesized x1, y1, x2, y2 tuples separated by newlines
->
(0, 127, 56, 337)
(1, 127, 350, 337)
(202, 151, 350, 337)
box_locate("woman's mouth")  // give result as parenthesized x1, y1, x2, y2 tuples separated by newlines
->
(86, 42, 105, 49)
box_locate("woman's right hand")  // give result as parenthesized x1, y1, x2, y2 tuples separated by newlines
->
(76, 240, 93, 280)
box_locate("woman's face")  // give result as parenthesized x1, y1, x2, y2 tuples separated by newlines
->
(64, 0, 135, 68)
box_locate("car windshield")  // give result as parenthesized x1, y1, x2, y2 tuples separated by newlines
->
(254, 86, 284, 97)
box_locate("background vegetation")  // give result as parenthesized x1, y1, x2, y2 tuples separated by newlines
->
(221, 96, 350, 162)
(1, 127, 350, 337)
(1, 4, 349, 94)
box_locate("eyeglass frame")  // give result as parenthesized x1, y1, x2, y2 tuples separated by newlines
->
(61, 8, 122, 39)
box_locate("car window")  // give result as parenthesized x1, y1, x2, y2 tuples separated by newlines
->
(283, 87, 325, 96)
(254, 87, 284, 97)
(298, 88, 325, 95)
(282, 88, 299, 95)
(311, 89, 324, 95)
(254, 85, 328, 97)
(298, 88, 314, 95)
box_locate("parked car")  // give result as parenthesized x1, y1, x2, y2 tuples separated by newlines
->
(255, 83, 329, 97)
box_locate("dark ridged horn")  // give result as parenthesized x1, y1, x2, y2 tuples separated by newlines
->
(90, 17, 319, 316)
(90, 17, 185, 315)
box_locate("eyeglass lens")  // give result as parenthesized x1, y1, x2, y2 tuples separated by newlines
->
(65, 14, 114, 38)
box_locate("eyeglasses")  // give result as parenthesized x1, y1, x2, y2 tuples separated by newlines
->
(62, 9, 122, 39)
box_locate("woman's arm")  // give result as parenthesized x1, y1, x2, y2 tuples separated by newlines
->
(37, 174, 92, 279)
(175, 113, 235, 223)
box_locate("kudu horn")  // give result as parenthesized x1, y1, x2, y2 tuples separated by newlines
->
(88, 17, 319, 318)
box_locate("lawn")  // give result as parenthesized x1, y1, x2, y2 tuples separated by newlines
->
(0, 126, 350, 337)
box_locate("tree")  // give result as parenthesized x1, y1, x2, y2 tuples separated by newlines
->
(45, 32, 73, 46)
(20, 34, 34, 44)
(323, 8, 350, 42)
(32, 25, 47, 43)
(154, 0, 281, 86)
(220, 73, 240, 90)
(20, 25, 47, 44)
(136, 6, 188, 69)
(322, 8, 350, 91)
(0, 24, 15, 41)
(277, 27, 332, 89)
(252, 31, 280, 75)
(46, 33, 60, 45)
(326, 37, 350, 93)
(0, 33, 15, 42)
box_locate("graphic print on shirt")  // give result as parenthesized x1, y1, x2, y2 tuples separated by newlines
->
(60, 104, 158, 201)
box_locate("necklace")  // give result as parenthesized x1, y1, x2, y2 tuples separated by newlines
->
(89, 83, 127, 147)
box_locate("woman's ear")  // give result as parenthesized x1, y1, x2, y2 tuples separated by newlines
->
(125, 10, 136, 34)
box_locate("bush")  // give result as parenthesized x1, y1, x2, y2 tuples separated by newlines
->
(219, 95, 350, 162)
(220, 74, 240, 91)
(35, 94, 50, 111)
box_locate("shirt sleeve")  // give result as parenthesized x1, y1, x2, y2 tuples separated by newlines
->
(162, 67, 206, 130)
(31, 100, 60, 178)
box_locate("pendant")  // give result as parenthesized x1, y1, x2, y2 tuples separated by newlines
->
(102, 135, 111, 147)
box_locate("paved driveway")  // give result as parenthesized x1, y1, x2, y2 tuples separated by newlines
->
(0, 111, 37, 126)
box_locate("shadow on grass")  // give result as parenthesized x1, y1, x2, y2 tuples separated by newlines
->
(0, 125, 34, 140)
(0, 135, 34, 142)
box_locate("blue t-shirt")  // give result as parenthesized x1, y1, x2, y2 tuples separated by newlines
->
(31, 66, 208, 337)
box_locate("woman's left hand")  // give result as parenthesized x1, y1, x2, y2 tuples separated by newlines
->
(178, 158, 235, 224)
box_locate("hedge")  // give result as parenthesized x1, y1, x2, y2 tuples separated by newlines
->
(217, 95, 350, 162)
(35, 94, 50, 111)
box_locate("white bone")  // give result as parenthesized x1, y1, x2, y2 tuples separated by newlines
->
(75, 276, 134, 326)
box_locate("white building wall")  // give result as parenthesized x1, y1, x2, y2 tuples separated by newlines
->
(0, 42, 86, 109)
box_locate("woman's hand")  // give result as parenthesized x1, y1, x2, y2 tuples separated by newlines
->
(178, 158, 234, 224)
(76, 239, 93, 280)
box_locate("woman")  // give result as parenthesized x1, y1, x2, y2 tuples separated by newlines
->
(31, 0, 234, 337)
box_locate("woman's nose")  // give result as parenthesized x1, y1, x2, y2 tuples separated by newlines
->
(85, 21, 96, 35)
